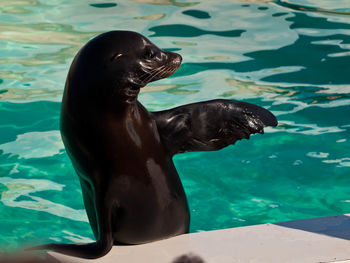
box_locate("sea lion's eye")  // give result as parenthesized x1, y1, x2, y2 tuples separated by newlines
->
(110, 53, 122, 62)
(144, 49, 155, 59)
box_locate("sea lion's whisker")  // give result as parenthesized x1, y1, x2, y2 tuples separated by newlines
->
(140, 65, 165, 81)
(145, 66, 169, 83)
(147, 65, 166, 79)
(139, 67, 159, 80)
(145, 65, 175, 83)
(164, 65, 175, 76)
(143, 65, 167, 83)
(159, 65, 176, 79)
(142, 70, 160, 82)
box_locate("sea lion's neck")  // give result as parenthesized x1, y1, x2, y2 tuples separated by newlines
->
(105, 97, 143, 118)
(64, 81, 145, 120)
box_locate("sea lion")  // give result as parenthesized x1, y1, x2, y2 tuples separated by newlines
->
(30, 31, 277, 258)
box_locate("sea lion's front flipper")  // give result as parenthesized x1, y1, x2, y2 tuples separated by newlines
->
(152, 99, 277, 156)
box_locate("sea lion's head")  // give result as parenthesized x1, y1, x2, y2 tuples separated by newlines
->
(67, 31, 182, 104)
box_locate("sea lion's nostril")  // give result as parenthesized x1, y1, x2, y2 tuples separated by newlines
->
(174, 55, 182, 64)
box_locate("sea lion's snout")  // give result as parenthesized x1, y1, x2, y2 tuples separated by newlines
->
(165, 51, 182, 68)
(175, 54, 182, 65)
(143, 51, 182, 84)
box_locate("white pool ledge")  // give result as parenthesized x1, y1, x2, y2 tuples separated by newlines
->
(51, 214, 350, 263)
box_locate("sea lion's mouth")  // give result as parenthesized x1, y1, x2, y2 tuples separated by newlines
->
(124, 88, 140, 97)
(121, 88, 140, 103)
(117, 83, 140, 103)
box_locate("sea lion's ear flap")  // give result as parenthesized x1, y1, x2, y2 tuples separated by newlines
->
(110, 53, 123, 62)
(151, 99, 277, 156)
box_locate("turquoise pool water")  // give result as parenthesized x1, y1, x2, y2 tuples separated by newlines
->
(1, 0, 350, 249)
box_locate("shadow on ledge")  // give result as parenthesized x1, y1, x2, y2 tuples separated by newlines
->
(274, 214, 350, 241)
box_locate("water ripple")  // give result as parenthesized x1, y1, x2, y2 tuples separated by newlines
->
(149, 24, 246, 37)
(0, 131, 63, 159)
(182, 9, 211, 19)
(89, 3, 117, 8)
(274, 0, 350, 16)
(0, 177, 88, 222)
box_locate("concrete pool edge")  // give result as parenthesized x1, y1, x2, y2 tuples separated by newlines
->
(50, 214, 350, 263)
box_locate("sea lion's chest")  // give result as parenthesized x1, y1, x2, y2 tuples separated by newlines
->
(102, 105, 162, 155)
(98, 105, 173, 179)
(100, 106, 186, 207)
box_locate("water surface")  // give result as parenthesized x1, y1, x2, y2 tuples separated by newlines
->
(0, 0, 350, 249)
